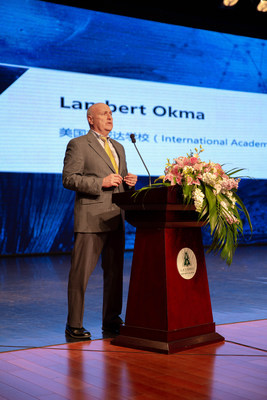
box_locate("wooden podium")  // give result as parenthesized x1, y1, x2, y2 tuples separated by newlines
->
(112, 186, 224, 354)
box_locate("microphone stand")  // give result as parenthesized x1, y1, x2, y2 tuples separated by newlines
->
(130, 134, 151, 187)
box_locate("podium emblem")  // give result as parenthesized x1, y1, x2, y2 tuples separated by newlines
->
(177, 247, 197, 280)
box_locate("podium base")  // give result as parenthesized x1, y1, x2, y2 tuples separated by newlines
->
(112, 332, 224, 354)
(112, 325, 224, 354)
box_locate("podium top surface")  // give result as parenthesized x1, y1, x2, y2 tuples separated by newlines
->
(112, 186, 204, 227)
(112, 186, 183, 204)
(113, 186, 182, 205)
(112, 185, 197, 211)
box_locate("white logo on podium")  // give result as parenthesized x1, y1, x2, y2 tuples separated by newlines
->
(177, 248, 197, 280)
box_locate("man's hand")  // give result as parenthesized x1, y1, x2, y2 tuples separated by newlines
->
(102, 174, 123, 188)
(123, 173, 138, 187)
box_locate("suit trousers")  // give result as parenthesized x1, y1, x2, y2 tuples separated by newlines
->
(67, 229, 125, 328)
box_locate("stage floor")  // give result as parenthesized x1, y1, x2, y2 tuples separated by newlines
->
(0, 320, 266, 399)
(0, 246, 267, 353)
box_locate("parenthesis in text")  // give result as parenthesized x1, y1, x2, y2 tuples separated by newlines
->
(154, 135, 158, 143)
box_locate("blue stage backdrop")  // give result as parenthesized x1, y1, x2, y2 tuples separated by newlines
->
(0, 0, 267, 256)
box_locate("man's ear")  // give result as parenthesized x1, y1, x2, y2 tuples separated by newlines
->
(87, 114, 93, 126)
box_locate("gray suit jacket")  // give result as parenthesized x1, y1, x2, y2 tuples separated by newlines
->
(62, 130, 129, 233)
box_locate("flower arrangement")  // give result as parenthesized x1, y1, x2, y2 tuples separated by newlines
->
(163, 146, 252, 264)
(137, 146, 252, 265)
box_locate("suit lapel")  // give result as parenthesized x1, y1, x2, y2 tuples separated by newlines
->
(86, 130, 116, 173)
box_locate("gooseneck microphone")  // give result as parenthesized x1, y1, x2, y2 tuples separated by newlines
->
(130, 134, 151, 187)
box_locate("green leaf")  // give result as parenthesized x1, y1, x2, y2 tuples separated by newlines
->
(233, 192, 253, 235)
(204, 185, 217, 233)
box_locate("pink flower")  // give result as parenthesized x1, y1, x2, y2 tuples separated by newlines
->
(189, 157, 199, 166)
(175, 173, 183, 185)
(186, 176, 194, 185)
(164, 173, 176, 185)
(172, 164, 181, 175)
(174, 157, 187, 168)
(193, 163, 203, 172)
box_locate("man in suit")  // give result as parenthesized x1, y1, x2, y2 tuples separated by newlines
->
(63, 102, 137, 339)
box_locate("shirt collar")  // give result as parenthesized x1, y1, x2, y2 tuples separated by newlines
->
(91, 130, 111, 141)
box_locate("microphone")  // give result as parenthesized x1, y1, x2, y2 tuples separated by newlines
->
(130, 134, 151, 187)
